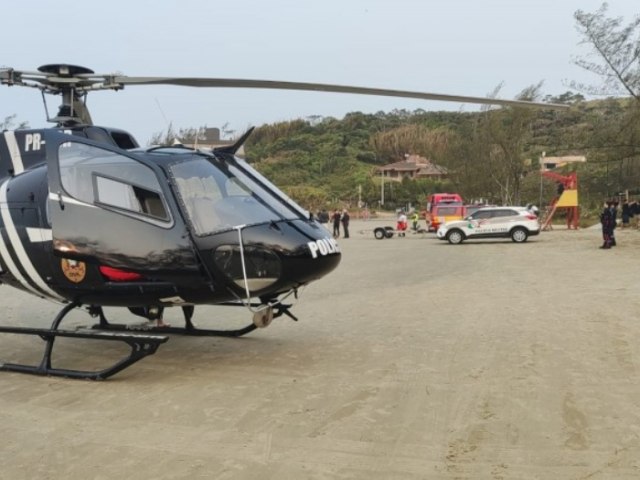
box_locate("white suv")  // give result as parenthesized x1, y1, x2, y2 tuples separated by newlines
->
(436, 207, 540, 244)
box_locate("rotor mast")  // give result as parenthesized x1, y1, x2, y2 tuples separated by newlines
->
(37, 64, 96, 126)
(0, 64, 104, 127)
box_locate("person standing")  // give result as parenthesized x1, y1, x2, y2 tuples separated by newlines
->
(410, 210, 420, 231)
(600, 201, 614, 249)
(396, 210, 408, 237)
(632, 200, 640, 229)
(621, 200, 631, 228)
(610, 200, 619, 246)
(341, 209, 350, 238)
(332, 210, 341, 238)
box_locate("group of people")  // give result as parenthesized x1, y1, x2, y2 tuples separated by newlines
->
(600, 199, 640, 249)
(395, 209, 421, 237)
(331, 209, 350, 238)
(620, 200, 640, 228)
(315, 208, 351, 238)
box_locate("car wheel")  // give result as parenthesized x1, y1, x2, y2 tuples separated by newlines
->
(374, 228, 386, 240)
(384, 226, 394, 238)
(447, 229, 464, 244)
(511, 227, 528, 243)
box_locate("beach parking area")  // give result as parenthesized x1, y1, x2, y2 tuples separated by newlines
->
(1, 220, 639, 479)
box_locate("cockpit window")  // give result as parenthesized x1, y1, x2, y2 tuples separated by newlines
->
(58, 142, 170, 222)
(94, 175, 168, 220)
(170, 157, 303, 236)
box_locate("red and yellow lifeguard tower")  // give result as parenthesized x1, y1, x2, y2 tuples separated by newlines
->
(541, 171, 579, 230)
(539, 155, 585, 230)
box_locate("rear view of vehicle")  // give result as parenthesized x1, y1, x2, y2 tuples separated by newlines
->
(429, 205, 466, 232)
(426, 193, 463, 231)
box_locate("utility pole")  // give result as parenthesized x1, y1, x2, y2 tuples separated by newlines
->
(539, 151, 545, 209)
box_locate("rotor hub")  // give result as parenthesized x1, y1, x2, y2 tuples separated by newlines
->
(38, 64, 95, 77)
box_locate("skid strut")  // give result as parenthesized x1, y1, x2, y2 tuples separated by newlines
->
(90, 303, 298, 337)
(0, 302, 168, 380)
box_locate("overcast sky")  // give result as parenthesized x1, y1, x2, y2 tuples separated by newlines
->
(1, 0, 638, 144)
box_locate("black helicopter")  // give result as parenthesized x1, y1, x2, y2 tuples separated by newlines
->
(0, 64, 567, 379)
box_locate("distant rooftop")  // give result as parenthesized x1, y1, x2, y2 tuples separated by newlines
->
(376, 154, 448, 181)
(540, 155, 586, 171)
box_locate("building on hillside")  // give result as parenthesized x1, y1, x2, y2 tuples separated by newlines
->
(375, 154, 448, 182)
(539, 155, 586, 171)
(180, 127, 245, 157)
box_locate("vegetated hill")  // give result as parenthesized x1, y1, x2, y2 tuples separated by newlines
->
(244, 110, 473, 211)
(243, 97, 640, 213)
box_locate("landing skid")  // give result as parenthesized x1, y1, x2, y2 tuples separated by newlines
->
(0, 301, 298, 380)
(0, 302, 168, 380)
(89, 303, 298, 337)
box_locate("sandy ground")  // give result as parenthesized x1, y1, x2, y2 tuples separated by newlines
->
(1, 219, 640, 479)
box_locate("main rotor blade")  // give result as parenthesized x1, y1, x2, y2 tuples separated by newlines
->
(112, 76, 568, 110)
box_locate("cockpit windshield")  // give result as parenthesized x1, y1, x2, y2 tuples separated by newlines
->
(169, 156, 306, 236)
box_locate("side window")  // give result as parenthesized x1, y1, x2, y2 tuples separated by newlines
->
(95, 176, 139, 210)
(472, 210, 492, 220)
(94, 175, 167, 219)
(58, 142, 169, 221)
(491, 209, 517, 218)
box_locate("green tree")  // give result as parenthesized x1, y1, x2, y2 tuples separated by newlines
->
(573, 4, 640, 200)
(445, 84, 543, 205)
(444, 119, 495, 201)
(1, 114, 27, 130)
(573, 3, 640, 100)
(369, 124, 452, 163)
(484, 93, 539, 205)
(148, 123, 179, 146)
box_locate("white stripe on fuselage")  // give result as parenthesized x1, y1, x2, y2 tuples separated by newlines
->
(3, 131, 24, 175)
(48, 192, 98, 208)
(26, 227, 53, 243)
(0, 180, 64, 301)
(0, 215, 42, 297)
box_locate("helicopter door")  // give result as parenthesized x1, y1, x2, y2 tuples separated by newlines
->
(46, 138, 195, 272)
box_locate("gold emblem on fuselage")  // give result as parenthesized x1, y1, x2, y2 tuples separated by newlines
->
(61, 258, 86, 283)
